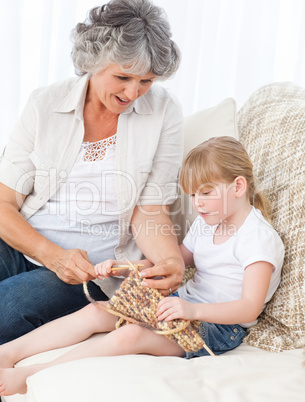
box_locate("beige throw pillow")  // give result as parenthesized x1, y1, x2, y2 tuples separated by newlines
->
(238, 82, 305, 352)
(170, 98, 238, 243)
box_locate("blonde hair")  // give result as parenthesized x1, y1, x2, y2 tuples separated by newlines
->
(179, 136, 271, 220)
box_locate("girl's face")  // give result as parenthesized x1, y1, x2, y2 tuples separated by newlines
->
(190, 181, 238, 226)
(88, 64, 156, 114)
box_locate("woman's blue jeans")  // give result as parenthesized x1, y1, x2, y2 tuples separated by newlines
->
(0, 238, 107, 344)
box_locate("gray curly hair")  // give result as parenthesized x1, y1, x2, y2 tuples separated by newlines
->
(70, 0, 180, 80)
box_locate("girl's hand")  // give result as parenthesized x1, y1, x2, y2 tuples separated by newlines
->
(94, 259, 130, 279)
(156, 297, 195, 321)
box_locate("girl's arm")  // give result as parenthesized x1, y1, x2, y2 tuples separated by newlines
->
(157, 261, 273, 324)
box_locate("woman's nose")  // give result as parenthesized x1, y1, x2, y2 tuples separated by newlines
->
(125, 81, 139, 100)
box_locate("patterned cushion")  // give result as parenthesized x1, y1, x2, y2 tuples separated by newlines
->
(237, 82, 305, 352)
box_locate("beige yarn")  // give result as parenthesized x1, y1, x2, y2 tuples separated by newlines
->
(84, 262, 214, 355)
(237, 82, 305, 352)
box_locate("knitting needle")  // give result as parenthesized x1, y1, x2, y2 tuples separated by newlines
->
(111, 264, 144, 271)
(126, 259, 141, 278)
(203, 343, 216, 356)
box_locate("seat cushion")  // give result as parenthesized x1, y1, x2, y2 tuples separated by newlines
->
(23, 345, 304, 402)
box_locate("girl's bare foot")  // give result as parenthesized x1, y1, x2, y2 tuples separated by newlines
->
(0, 367, 28, 396)
(0, 362, 48, 396)
(0, 347, 16, 369)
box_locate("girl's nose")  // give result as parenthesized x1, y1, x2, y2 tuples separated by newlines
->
(195, 193, 204, 207)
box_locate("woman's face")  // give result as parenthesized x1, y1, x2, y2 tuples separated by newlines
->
(88, 64, 156, 114)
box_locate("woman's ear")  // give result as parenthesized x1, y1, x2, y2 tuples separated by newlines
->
(234, 176, 247, 197)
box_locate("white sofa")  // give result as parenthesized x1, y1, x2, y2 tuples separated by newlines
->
(3, 83, 305, 402)
(4, 341, 304, 402)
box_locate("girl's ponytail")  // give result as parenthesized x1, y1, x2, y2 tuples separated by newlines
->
(251, 191, 272, 221)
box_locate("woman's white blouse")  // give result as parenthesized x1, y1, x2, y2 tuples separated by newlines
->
(26, 135, 119, 266)
(0, 74, 183, 296)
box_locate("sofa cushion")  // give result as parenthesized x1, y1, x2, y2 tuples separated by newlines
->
(238, 82, 305, 352)
(23, 345, 304, 402)
(170, 98, 238, 243)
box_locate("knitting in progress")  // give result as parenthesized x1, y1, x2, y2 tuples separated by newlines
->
(83, 260, 215, 356)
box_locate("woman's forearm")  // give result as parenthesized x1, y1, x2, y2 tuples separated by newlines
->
(0, 201, 95, 283)
(0, 201, 61, 266)
(131, 205, 185, 292)
(131, 205, 184, 265)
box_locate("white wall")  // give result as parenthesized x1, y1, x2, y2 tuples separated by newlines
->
(1, 0, 305, 153)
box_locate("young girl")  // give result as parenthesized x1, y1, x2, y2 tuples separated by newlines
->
(0, 136, 284, 396)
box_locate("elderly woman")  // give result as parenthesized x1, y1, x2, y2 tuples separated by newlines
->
(0, 0, 184, 344)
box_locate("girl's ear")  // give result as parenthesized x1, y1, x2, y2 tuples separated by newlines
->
(234, 176, 247, 197)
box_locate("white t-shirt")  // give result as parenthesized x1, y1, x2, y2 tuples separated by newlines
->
(178, 207, 285, 327)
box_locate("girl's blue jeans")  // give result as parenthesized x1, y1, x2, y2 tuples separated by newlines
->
(0, 238, 107, 344)
(170, 292, 247, 358)
(185, 321, 247, 358)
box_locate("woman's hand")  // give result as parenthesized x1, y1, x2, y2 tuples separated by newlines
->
(47, 248, 96, 284)
(140, 257, 184, 296)
(157, 297, 195, 321)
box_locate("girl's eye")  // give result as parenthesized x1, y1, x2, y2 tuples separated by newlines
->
(189, 194, 195, 198)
